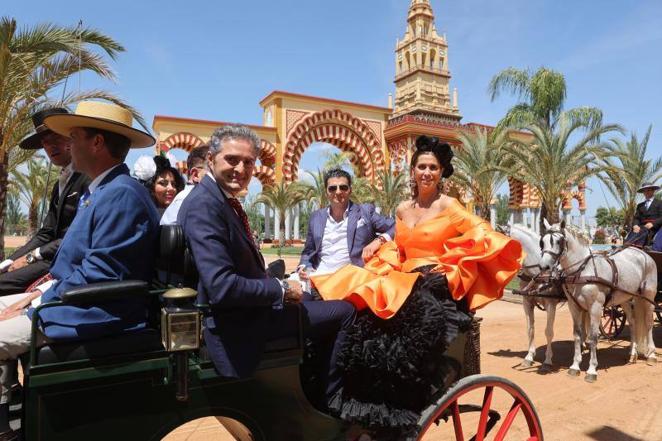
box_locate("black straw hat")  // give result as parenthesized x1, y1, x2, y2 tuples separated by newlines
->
(637, 182, 660, 193)
(19, 108, 70, 150)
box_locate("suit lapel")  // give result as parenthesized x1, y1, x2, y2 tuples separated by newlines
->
(315, 210, 328, 252)
(54, 172, 79, 224)
(346, 202, 359, 252)
(202, 176, 265, 268)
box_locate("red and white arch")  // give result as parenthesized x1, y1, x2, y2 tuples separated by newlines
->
(281, 109, 385, 183)
(159, 132, 204, 153)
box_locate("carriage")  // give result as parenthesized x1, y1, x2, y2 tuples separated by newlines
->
(10, 225, 544, 441)
(600, 249, 662, 340)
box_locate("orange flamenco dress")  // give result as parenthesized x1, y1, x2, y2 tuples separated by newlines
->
(311, 199, 524, 317)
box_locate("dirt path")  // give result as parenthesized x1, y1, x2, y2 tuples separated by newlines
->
(164, 300, 662, 440)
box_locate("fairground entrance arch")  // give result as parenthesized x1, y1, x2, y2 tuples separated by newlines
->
(153, 91, 392, 240)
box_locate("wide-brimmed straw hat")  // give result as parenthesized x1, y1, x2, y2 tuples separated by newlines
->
(637, 182, 660, 193)
(44, 101, 155, 148)
(19, 107, 70, 150)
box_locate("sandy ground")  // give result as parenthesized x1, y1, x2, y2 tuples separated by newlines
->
(3, 236, 27, 249)
(163, 300, 662, 441)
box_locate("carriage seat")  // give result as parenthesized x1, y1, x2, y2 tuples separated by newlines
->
(156, 225, 302, 355)
(29, 280, 164, 366)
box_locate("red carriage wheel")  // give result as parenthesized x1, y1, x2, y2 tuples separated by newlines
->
(415, 375, 543, 441)
(599, 305, 626, 340)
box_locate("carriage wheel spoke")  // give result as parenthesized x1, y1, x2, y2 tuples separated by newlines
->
(494, 399, 522, 441)
(450, 400, 464, 441)
(476, 386, 494, 441)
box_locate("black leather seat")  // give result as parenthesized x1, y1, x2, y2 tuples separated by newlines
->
(155, 224, 199, 287)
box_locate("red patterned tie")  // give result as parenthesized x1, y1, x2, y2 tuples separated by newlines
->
(27, 272, 54, 293)
(227, 198, 254, 242)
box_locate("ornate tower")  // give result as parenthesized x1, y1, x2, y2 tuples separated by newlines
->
(392, 0, 461, 122)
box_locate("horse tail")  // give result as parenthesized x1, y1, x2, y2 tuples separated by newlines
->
(633, 297, 652, 356)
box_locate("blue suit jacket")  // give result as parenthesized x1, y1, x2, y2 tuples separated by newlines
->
(28, 164, 160, 341)
(178, 175, 283, 378)
(299, 202, 395, 269)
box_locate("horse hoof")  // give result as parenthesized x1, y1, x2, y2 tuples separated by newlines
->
(628, 355, 638, 364)
(521, 359, 533, 368)
(584, 374, 598, 383)
(567, 368, 580, 377)
(646, 357, 657, 366)
(539, 363, 553, 373)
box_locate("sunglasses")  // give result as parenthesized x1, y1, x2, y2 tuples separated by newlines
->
(327, 185, 350, 193)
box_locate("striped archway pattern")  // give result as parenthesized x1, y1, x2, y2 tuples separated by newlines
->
(282, 109, 385, 183)
(160, 132, 204, 153)
(259, 140, 276, 168)
(253, 165, 275, 187)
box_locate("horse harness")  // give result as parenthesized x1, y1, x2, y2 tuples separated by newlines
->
(547, 241, 655, 313)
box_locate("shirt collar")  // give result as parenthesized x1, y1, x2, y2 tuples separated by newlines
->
(327, 203, 350, 220)
(88, 164, 122, 195)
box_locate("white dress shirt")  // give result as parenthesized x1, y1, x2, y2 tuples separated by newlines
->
(314, 207, 352, 276)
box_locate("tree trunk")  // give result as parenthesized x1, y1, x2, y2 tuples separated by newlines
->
(539, 202, 560, 232)
(0, 150, 8, 260)
(29, 204, 39, 235)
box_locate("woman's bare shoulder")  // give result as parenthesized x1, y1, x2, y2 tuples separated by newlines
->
(395, 200, 413, 219)
(435, 195, 457, 211)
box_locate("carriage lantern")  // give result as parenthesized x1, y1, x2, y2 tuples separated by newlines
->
(161, 286, 201, 352)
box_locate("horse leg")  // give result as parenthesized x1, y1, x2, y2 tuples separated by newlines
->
(541, 298, 557, 371)
(522, 295, 536, 367)
(567, 301, 583, 377)
(621, 301, 638, 363)
(585, 301, 601, 383)
(634, 295, 657, 364)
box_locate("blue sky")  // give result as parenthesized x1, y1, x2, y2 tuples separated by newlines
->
(7, 0, 662, 219)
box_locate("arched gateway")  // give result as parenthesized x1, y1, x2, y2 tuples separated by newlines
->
(151, 0, 588, 240)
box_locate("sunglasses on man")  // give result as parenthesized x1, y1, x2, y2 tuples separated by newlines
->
(327, 184, 350, 193)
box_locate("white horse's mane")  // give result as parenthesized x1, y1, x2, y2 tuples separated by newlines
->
(511, 223, 540, 241)
(547, 223, 591, 246)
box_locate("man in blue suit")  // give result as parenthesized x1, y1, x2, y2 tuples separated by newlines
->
(178, 126, 354, 409)
(0, 101, 159, 439)
(297, 168, 395, 283)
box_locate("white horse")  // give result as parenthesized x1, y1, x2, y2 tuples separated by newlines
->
(539, 220, 658, 382)
(507, 224, 563, 370)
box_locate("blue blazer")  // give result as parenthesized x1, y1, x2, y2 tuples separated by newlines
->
(178, 175, 283, 378)
(28, 164, 160, 341)
(299, 202, 395, 269)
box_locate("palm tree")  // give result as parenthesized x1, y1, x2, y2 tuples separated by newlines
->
(452, 128, 508, 220)
(303, 169, 328, 209)
(350, 176, 374, 205)
(597, 125, 662, 226)
(4, 192, 27, 235)
(9, 155, 59, 233)
(488, 67, 603, 131)
(256, 182, 308, 252)
(0, 17, 147, 259)
(503, 115, 619, 225)
(370, 169, 408, 217)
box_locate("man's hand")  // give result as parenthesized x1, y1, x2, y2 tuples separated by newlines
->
(644, 222, 654, 229)
(633, 225, 641, 233)
(7, 255, 29, 272)
(0, 290, 42, 321)
(297, 266, 309, 281)
(362, 238, 383, 262)
(284, 280, 303, 304)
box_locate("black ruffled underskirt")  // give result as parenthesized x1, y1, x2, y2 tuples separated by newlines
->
(329, 269, 471, 433)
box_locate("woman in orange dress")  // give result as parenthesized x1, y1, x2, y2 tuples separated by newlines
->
(310, 136, 523, 435)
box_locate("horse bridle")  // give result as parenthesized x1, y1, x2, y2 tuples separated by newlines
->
(540, 230, 567, 265)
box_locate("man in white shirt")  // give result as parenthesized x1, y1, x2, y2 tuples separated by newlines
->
(0, 108, 90, 295)
(160, 144, 209, 225)
(297, 168, 395, 284)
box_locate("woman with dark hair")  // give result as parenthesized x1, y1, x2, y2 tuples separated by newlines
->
(134, 155, 185, 216)
(310, 135, 523, 437)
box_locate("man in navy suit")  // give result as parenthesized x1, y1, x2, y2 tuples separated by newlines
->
(626, 182, 662, 246)
(297, 168, 395, 283)
(178, 126, 355, 409)
(0, 101, 159, 439)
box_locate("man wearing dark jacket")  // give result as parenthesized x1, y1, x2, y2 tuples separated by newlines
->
(0, 108, 90, 295)
(632, 183, 662, 245)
